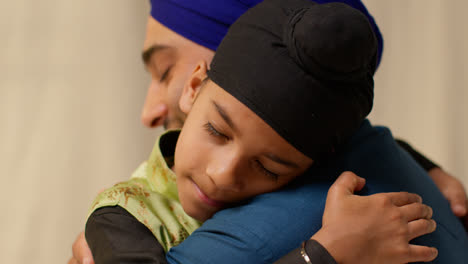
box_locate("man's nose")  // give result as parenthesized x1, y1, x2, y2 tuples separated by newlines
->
(141, 81, 168, 128)
(206, 155, 244, 192)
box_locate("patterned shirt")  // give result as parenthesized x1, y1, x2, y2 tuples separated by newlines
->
(88, 130, 200, 252)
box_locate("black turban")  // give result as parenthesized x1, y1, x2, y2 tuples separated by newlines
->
(207, 0, 377, 160)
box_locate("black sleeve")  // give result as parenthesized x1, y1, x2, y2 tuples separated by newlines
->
(274, 239, 337, 264)
(85, 206, 168, 264)
(395, 139, 439, 171)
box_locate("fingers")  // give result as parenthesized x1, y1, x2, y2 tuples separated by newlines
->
(428, 167, 468, 217)
(400, 202, 433, 221)
(441, 175, 468, 217)
(68, 257, 78, 264)
(407, 219, 437, 241)
(329, 171, 366, 197)
(405, 244, 438, 263)
(449, 193, 468, 217)
(385, 191, 422, 207)
(67, 257, 90, 264)
(71, 232, 94, 264)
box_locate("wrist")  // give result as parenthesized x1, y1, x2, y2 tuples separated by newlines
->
(311, 228, 345, 264)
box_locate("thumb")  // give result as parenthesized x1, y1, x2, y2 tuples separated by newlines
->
(330, 171, 366, 198)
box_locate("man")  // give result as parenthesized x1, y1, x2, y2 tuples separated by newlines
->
(140, 0, 468, 220)
(70, 0, 468, 263)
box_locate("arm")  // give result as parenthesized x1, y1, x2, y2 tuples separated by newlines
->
(274, 239, 337, 264)
(396, 139, 468, 219)
(85, 206, 167, 264)
(69, 172, 437, 264)
(396, 139, 438, 171)
(166, 172, 438, 264)
(275, 172, 437, 264)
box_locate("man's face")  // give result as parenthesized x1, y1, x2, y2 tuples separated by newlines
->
(141, 17, 214, 129)
(174, 79, 313, 222)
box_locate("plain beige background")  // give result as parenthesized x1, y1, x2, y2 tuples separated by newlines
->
(1, 1, 466, 263)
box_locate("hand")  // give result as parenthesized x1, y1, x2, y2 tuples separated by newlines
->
(67, 231, 94, 264)
(429, 167, 468, 229)
(312, 171, 438, 264)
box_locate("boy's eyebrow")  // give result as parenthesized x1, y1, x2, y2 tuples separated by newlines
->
(212, 100, 236, 130)
(212, 100, 299, 169)
(264, 153, 299, 168)
(142, 44, 170, 65)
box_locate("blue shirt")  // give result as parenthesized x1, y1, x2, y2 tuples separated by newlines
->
(167, 120, 468, 263)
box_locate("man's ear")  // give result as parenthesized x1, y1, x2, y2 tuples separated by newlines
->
(179, 61, 208, 114)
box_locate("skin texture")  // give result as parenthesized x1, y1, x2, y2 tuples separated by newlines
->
(68, 173, 438, 264)
(312, 172, 438, 263)
(139, 16, 468, 224)
(174, 62, 313, 221)
(430, 168, 468, 217)
(141, 17, 213, 129)
(68, 15, 466, 264)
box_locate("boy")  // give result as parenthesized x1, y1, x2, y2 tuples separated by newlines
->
(85, 0, 467, 263)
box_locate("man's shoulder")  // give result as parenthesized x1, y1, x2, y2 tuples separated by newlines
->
(186, 180, 333, 262)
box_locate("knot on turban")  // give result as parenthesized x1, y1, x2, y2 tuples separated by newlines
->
(208, 0, 378, 160)
(284, 4, 378, 78)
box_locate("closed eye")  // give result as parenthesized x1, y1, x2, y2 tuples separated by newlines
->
(204, 122, 228, 140)
(254, 160, 279, 181)
(160, 65, 173, 82)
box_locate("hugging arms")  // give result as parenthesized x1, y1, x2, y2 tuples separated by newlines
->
(69, 0, 468, 264)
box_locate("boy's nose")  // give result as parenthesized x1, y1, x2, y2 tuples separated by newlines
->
(206, 157, 244, 192)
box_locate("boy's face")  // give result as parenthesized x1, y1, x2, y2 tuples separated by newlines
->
(174, 72, 313, 221)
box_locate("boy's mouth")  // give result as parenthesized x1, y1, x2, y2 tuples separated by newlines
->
(191, 180, 227, 208)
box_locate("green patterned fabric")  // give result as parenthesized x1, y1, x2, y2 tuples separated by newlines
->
(88, 130, 201, 252)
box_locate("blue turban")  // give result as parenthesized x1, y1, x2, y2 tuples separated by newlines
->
(150, 0, 383, 68)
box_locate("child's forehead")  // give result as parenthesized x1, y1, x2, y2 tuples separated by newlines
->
(197, 81, 247, 114)
(206, 0, 376, 160)
(189, 82, 313, 165)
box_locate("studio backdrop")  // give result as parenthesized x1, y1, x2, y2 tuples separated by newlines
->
(0, 1, 466, 263)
